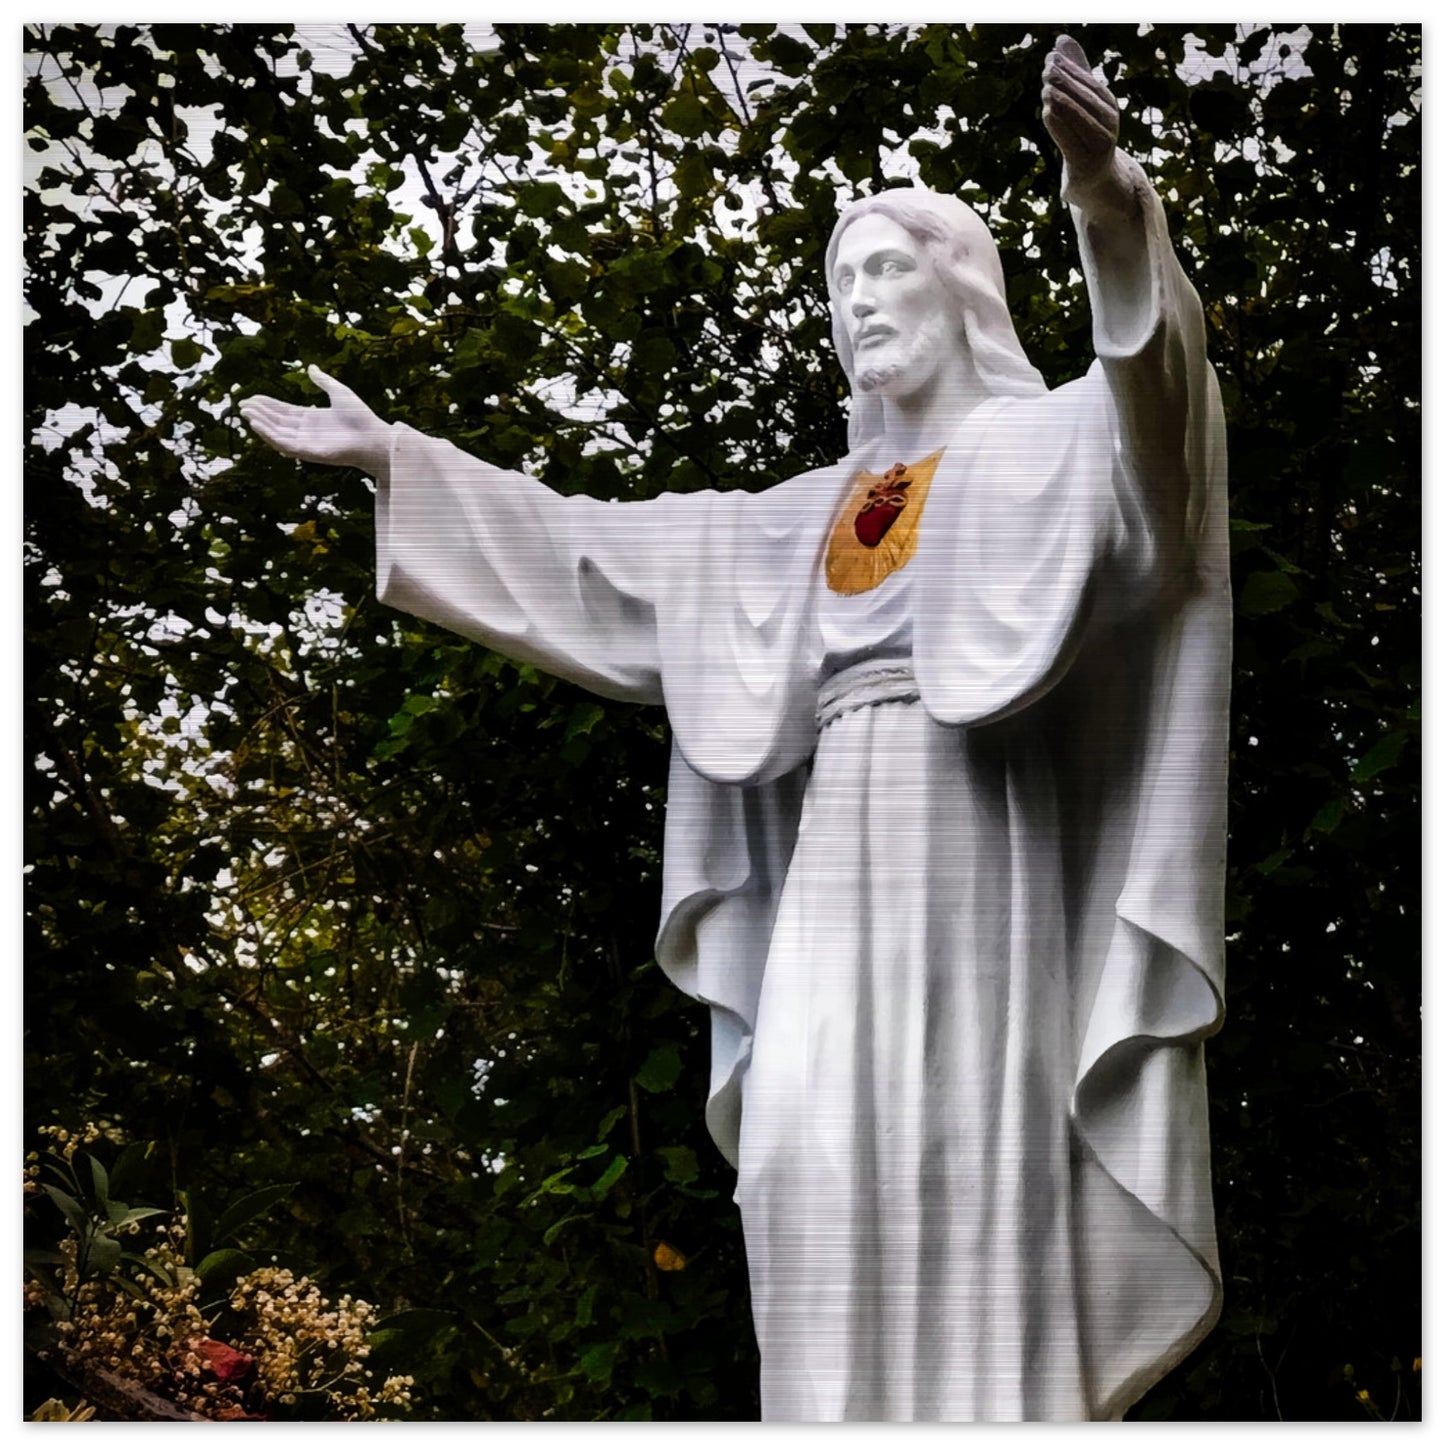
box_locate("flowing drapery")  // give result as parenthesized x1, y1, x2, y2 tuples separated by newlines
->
(372, 155, 1229, 1418)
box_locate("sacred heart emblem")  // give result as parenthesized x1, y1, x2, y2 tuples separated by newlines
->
(854, 462, 913, 548)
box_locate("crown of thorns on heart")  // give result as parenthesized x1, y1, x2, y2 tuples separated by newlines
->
(853, 462, 914, 547)
(860, 462, 914, 513)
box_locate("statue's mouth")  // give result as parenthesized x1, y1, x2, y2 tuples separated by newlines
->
(855, 324, 896, 350)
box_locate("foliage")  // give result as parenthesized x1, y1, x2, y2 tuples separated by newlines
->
(23, 1127, 417, 1420)
(24, 23, 1419, 1421)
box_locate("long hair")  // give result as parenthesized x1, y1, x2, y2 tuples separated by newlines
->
(826, 189, 1047, 449)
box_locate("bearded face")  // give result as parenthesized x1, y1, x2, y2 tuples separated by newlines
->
(831, 213, 961, 401)
(853, 309, 956, 397)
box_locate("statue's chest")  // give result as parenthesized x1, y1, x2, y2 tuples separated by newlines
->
(824, 449, 943, 596)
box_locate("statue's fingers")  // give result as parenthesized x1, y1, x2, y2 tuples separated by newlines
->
(239, 397, 304, 433)
(239, 402, 313, 456)
(1042, 99, 1095, 160)
(240, 412, 286, 450)
(1045, 51, 1115, 104)
(1041, 81, 1095, 133)
(243, 413, 293, 451)
(307, 365, 358, 407)
(1044, 66, 1118, 133)
(1052, 34, 1091, 73)
(236, 398, 275, 433)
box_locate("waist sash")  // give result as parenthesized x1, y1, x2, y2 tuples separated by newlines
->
(815, 660, 919, 730)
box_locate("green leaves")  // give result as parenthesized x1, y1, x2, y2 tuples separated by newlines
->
(580, 1339, 619, 1382)
(656, 1145, 698, 1186)
(211, 1183, 297, 1250)
(170, 337, 206, 370)
(662, 94, 710, 140)
(590, 1154, 628, 1198)
(1351, 729, 1410, 784)
(1237, 568, 1300, 616)
(31, 1147, 170, 1306)
(41, 1184, 87, 1233)
(635, 1042, 682, 1094)
(195, 1247, 253, 1289)
(366, 1307, 456, 1372)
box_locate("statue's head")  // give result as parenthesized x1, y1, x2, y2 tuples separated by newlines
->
(826, 188, 1045, 448)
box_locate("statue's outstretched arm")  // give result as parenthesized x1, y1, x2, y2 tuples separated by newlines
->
(237, 364, 696, 703)
(239, 366, 393, 477)
(1042, 36, 1209, 558)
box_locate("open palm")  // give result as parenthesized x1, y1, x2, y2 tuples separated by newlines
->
(239, 366, 391, 475)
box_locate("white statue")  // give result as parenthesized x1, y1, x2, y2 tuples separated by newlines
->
(242, 38, 1230, 1422)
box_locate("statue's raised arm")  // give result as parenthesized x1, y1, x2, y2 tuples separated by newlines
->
(1043, 36, 1214, 564)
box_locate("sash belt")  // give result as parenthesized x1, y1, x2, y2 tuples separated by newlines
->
(816, 660, 919, 731)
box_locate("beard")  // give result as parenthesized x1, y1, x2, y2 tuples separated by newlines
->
(854, 311, 956, 396)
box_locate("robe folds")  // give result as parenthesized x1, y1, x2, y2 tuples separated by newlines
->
(373, 159, 1230, 1420)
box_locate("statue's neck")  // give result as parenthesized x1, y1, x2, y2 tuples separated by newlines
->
(874, 350, 990, 462)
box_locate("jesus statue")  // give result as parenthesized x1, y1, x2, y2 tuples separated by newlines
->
(241, 37, 1230, 1422)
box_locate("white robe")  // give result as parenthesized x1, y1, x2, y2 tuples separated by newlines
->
(372, 158, 1230, 1421)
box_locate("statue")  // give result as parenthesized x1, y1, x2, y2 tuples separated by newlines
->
(241, 37, 1230, 1422)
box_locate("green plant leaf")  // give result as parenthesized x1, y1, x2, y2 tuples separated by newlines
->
(40, 1184, 86, 1233)
(656, 1144, 698, 1185)
(579, 1339, 619, 1383)
(86, 1232, 122, 1275)
(196, 1247, 254, 1286)
(121, 1251, 175, 1287)
(210, 1182, 296, 1248)
(1352, 730, 1409, 783)
(106, 1202, 165, 1228)
(635, 1042, 682, 1094)
(1238, 569, 1300, 616)
(365, 1308, 456, 1370)
(590, 1153, 628, 1198)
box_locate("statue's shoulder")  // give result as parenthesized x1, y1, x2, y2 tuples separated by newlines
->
(776, 456, 854, 491)
(765, 457, 855, 516)
(690, 457, 851, 513)
(979, 371, 1112, 442)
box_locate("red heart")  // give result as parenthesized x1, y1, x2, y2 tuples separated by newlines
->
(854, 504, 898, 548)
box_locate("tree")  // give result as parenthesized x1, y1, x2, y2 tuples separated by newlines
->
(24, 23, 1419, 1420)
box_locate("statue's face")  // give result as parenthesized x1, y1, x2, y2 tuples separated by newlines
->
(831, 213, 955, 399)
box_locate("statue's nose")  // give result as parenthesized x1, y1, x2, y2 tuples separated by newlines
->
(851, 291, 876, 319)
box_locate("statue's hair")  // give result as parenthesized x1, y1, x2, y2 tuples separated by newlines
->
(826, 189, 1046, 449)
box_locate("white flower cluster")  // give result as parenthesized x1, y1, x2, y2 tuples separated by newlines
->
(228, 1266, 415, 1418)
(24, 1129, 417, 1423)
(37, 1121, 120, 1160)
(49, 1222, 214, 1413)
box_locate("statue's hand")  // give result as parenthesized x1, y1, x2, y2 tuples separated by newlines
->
(239, 366, 391, 476)
(1041, 36, 1120, 192)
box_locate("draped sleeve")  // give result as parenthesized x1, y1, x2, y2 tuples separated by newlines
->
(375, 425, 676, 703)
(375, 427, 846, 784)
(911, 150, 1220, 731)
(1061, 154, 1231, 1417)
